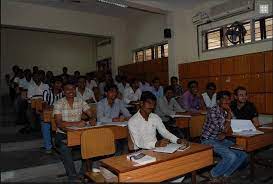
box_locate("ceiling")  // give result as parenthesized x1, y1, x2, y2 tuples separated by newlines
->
(15, 0, 214, 18)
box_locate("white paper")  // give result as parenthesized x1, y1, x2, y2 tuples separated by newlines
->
(131, 155, 156, 166)
(153, 143, 182, 153)
(170, 114, 191, 118)
(96, 121, 128, 127)
(231, 119, 264, 136)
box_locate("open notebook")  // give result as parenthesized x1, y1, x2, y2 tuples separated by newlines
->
(153, 143, 183, 153)
(231, 119, 264, 136)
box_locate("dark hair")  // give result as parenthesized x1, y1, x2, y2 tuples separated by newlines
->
(140, 91, 157, 102)
(206, 82, 216, 90)
(130, 78, 138, 85)
(188, 80, 198, 88)
(170, 76, 178, 81)
(104, 84, 118, 92)
(216, 91, 231, 101)
(53, 77, 63, 83)
(74, 71, 80, 75)
(234, 86, 247, 95)
(164, 85, 174, 94)
(77, 75, 86, 80)
(63, 79, 76, 87)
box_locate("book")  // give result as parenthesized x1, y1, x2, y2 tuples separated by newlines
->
(153, 143, 183, 153)
(170, 114, 191, 118)
(127, 151, 156, 166)
(231, 119, 264, 136)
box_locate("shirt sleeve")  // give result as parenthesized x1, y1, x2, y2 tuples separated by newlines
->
(120, 101, 131, 118)
(123, 88, 131, 104)
(96, 101, 112, 123)
(27, 86, 34, 99)
(172, 98, 185, 112)
(155, 115, 178, 143)
(53, 101, 62, 115)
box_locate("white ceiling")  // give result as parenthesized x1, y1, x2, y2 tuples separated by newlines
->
(15, 0, 213, 18)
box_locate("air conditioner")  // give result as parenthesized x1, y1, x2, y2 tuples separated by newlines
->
(208, 0, 254, 21)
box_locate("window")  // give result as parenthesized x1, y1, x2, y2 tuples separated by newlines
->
(157, 46, 162, 58)
(136, 51, 144, 62)
(163, 44, 168, 57)
(203, 16, 272, 51)
(265, 17, 273, 39)
(144, 48, 152, 61)
(255, 20, 261, 41)
(207, 29, 221, 50)
(133, 43, 168, 62)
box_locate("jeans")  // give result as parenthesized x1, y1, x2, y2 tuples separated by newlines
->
(201, 138, 248, 177)
(55, 133, 84, 181)
(39, 116, 52, 150)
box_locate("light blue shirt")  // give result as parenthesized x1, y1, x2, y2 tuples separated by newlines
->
(152, 86, 164, 99)
(97, 98, 131, 123)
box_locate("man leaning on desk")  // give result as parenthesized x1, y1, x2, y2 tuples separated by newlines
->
(128, 91, 187, 150)
(53, 80, 96, 183)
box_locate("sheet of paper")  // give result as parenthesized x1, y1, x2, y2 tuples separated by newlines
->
(231, 119, 257, 132)
(96, 121, 128, 127)
(153, 143, 182, 153)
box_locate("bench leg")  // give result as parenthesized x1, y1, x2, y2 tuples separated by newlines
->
(191, 171, 197, 184)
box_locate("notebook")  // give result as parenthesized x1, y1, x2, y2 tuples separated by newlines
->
(153, 143, 183, 153)
(127, 151, 156, 166)
(231, 119, 264, 136)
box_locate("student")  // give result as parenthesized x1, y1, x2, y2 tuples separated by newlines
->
(53, 81, 96, 182)
(41, 77, 64, 154)
(27, 73, 49, 99)
(99, 72, 113, 95)
(170, 76, 183, 97)
(117, 75, 129, 98)
(45, 71, 54, 86)
(181, 80, 204, 113)
(230, 86, 260, 127)
(86, 72, 97, 90)
(151, 77, 164, 99)
(201, 91, 248, 183)
(97, 84, 131, 123)
(123, 78, 142, 105)
(32, 66, 39, 74)
(59, 67, 70, 81)
(202, 82, 217, 109)
(18, 69, 33, 90)
(38, 70, 46, 83)
(128, 91, 187, 150)
(156, 86, 185, 122)
(139, 78, 153, 92)
(76, 76, 96, 103)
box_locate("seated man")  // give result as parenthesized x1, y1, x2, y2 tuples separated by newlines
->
(40, 77, 64, 154)
(76, 76, 96, 103)
(128, 91, 187, 150)
(201, 91, 248, 183)
(170, 76, 183, 97)
(151, 77, 164, 99)
(156, 86, 185, 122)
(230, 86, 260, 127)
(97, 84, 131, 123)
(202, 82, 217, 109)
(53, 81, 96, 182)
(117, 75, 129, 98)
(123, 78, 142, 105)
(181, 80, 205, 113)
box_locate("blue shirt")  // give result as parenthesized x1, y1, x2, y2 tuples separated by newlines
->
(97, 98, 131, 123)
(152, 86, 164, 99)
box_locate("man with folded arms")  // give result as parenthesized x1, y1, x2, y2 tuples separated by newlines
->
(128, 91, 187, 150)
(53, 81, 96, 183)
(201, 91, 248, 183)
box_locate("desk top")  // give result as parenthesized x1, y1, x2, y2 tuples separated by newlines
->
(101, 143, 212, 174)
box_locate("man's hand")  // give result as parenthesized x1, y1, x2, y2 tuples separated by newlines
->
(177, 139, 188, 145)
(88, 118, 96, 126)
(77, 120, 87, 127)
(112, 117, 121, 122)
(155, 139, 170, 147)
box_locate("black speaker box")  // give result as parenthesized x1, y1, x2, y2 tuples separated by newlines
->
(164, 28, 171, 38)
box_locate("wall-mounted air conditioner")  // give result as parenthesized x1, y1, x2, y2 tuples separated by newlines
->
(208, 0, 254, 21)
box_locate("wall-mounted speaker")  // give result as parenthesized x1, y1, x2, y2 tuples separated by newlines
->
(164, 28, 172, 38)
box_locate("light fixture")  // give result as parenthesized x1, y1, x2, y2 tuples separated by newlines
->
(97, 0, 128, 8)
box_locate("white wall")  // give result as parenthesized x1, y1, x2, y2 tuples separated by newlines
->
(97, 43, 112, 61)
(1, 28, 97, 76)
(1, 0, 129, 77)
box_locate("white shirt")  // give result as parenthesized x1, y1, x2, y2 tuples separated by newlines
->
(123, 87, 142, 104)
(18, 78, 33, 90)
(128, 111, 178, 150)
(76, 87, 96, 102)
(117, 82, 129, 96)
(202, 92, 216, 109)
(139, 82, 153, 92)
(156, 97, 185, 122)
(27, 82, 49, 99)
(86, 80, 97, 90)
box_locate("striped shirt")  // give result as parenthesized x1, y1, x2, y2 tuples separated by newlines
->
(43, 89, 64, 106)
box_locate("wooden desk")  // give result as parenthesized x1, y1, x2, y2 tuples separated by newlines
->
(234, 123, 273, 180)
(101, 143, 213, 183)
(175, 113, 206, 138)
(67, 125, 128, 147)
